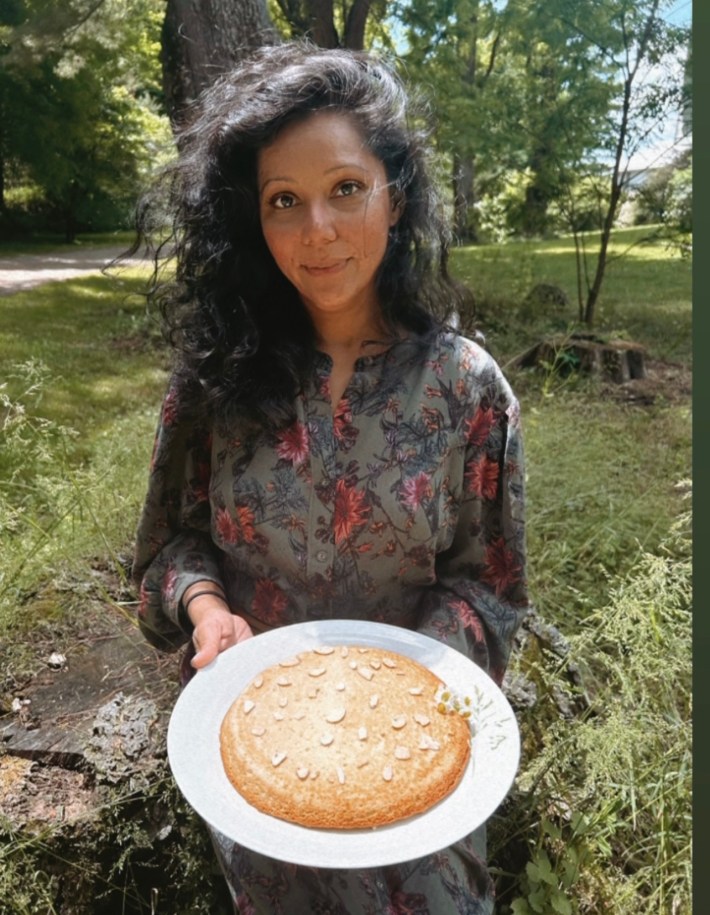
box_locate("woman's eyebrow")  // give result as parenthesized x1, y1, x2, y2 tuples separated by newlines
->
(260, 162, 369, 193)
(259, 175, 292, 193)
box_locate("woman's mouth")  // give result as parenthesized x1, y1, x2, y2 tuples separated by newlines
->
(302, 260, 349, 276)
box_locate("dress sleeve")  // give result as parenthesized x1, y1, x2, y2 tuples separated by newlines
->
(132, 377, 223, 651)
(415, 393, 529, 686)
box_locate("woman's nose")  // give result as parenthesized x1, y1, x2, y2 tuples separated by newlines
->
(301, 201, 337, 245)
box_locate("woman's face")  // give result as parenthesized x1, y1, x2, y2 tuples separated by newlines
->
(257, 110, 401, 325)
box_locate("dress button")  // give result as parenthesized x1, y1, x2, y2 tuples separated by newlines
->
(315, 549, 328, 563)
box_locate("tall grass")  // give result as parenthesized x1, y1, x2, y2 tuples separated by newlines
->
(0, 363, 160, 610)
(521, 388, 691, 630)
(0, 270, 166, 634)
(495, 502, 692, 915)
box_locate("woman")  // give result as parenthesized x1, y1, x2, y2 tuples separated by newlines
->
(133, 41, 528, 915)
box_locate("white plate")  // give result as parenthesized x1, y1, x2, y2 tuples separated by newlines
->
(167, 619, 519, 869)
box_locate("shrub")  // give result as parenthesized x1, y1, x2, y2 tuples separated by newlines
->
(495, 494, 692, 914)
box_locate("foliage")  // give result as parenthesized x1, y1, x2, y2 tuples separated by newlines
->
(394, 0, 690, 316)
(554, 0, 690, 325)
(632, 150, 692, 257)
(499, 0, 617, 240)
(495, 500, 691, 914)
(397, 0, 510, 242)
(0, 0, 171, 240)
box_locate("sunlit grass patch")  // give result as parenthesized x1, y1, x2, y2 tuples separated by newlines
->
(521, 389, 691, 627)
(450, 226, 692, 364)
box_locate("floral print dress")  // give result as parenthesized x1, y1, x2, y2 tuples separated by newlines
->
(133, 331, 529, 914)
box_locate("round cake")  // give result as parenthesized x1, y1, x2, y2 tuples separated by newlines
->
(219, 644, 472, 829)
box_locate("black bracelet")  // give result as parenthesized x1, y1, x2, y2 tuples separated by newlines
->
(179, 588, 227, 635)
(183, 588, 227, 615)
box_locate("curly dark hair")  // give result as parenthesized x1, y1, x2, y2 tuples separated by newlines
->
(134, 41, 473, 423)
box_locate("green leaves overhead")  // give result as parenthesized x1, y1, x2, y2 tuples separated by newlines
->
(0, 0, 170, 239)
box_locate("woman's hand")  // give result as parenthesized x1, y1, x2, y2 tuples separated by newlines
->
(183, 585, 254, 669)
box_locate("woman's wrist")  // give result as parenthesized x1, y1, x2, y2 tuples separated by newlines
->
(178, 582, 229, 634)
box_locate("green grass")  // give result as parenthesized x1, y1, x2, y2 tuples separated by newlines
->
(451, 226, 693, 365)
(0, 231, 135, 257)
(0, 267, 169, 618)
(522, 389, 691, 629)
(1, 272, 164, 434)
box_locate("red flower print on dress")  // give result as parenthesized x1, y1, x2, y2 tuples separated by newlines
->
(464, 455, 500, 500)
(215, 506, 257, 545)
(506, 398, 521, 425)
(161, 386, 179, 427)
(459, 347, 478, 372)
(400, 471, 433, 512)
(421, 405, 443, 432)
(390, 890, 429, 915)
(162, 564, 178, 601)
(450, 598, 485, 643)
(235, 505, 257, 544)
(482, 536, 522, 597)
(333, 478, 371, 544)
(251, 578, 289, 624)
(425, 356, 447, 377)
(464, 406, 496, 447)
(215, 508, 239, 543)
(334, 397, 352, 426)
(192, 459, 211, 502)
(276, 420, 309, 466)
(334, 398, 359, 448)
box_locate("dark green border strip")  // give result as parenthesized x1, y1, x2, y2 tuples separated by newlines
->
(692, 0, 704, 904)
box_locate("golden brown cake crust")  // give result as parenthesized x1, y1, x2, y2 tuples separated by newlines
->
(219, 644, 471, 829)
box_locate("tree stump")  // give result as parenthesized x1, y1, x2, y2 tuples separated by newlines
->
(513, 332, 647, 383)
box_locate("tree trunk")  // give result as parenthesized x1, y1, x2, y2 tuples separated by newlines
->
(582, 0, 662, 327)
(521, 139, 557, 238)
(0, 95, 6, 212)
(452, 152, 478, 244)
(161, 0, 279, 127)
(304, 0, 339, 47)
(343, 0, 372, 49)
(582, 179, 622, 326)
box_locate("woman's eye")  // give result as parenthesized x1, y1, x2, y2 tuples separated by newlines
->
(336, 181, 363, 198)
(271, 193, 296, 209)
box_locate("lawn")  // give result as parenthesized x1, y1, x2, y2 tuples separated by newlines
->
(0, 228, 692, 914)
(451, 226, 693, 366)
(0, 230, 135, 257)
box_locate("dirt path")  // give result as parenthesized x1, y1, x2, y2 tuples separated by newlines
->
(0, 245, 144, 296)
